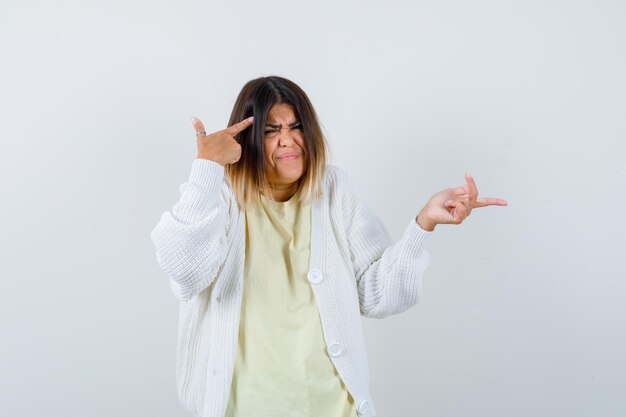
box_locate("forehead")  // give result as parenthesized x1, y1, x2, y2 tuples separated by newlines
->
(266, 102, 298, 122)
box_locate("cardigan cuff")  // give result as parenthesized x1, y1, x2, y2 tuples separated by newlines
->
(402, 217, 432, 254)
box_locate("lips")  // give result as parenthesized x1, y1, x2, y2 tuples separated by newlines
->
(277, 152, 300, 160)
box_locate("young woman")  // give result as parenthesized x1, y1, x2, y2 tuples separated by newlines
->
(150, 76, 507, 417)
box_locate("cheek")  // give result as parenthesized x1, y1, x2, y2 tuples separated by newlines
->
(264, 145, 276, 166)
(296, 136, 306, 150)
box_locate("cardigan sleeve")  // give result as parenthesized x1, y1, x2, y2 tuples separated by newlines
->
(150, 158, 230, 302)
(336, 167, 433, 318)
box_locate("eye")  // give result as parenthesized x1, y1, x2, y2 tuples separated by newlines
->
(291, 123, 302, 130)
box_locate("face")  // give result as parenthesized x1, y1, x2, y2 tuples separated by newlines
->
(263, 102, 306, 191)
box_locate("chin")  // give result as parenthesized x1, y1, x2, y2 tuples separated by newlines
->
(274, 168, 304, 184)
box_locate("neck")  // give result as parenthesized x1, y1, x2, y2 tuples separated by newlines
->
(268, 182, 298, 202)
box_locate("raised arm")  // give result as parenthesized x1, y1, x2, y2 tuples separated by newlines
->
(346, 168, 508, 318)
(150, 115, 253, 301)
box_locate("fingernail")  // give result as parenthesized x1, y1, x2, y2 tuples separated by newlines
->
(191, 116, 198, 124)
(248, 116, 254, 121)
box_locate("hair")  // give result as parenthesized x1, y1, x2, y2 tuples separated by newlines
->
(224, 76, 330, 212)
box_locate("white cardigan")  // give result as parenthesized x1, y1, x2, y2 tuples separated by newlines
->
(150, 159, 433, 417)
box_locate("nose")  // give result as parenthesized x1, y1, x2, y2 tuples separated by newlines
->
(277, 127, 297, 146)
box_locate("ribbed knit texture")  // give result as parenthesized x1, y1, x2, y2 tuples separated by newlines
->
(150, 158, 433, 417)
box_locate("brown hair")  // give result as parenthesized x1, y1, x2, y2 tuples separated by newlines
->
(224, 76, 330, 212)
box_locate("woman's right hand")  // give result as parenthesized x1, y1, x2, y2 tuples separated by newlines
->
(191, 116, 254, 166)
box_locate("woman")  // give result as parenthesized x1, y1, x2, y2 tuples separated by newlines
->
(150, 76, 507, 417)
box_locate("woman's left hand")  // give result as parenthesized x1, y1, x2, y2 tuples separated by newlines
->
(416, 173, 508, 231)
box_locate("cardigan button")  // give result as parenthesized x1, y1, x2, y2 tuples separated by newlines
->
(307, 268, 323, 284)
(328, 342, 343, 357)
(357, 399, 370, 415)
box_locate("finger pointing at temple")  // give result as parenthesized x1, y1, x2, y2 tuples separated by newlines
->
(225, 116, 254, 136)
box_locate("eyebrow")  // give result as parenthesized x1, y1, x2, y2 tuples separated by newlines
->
(265, 120, 301, 128)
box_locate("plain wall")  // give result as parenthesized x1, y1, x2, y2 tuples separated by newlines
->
(1, 0, 625, 416)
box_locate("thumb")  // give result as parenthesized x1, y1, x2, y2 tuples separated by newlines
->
(191, 116, 206, 134)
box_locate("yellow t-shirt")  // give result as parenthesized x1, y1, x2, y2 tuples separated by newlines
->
(225, 190, 358, 417)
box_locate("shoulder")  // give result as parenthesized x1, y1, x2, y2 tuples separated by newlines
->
(323, 164, 360, 206)
(324, 163, 352, 189)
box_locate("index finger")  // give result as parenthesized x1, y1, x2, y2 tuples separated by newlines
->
(474, 197, 508, 208)
(225, 116, 254, 136)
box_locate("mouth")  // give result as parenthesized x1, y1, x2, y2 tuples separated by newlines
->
(277, 153, 300, 160)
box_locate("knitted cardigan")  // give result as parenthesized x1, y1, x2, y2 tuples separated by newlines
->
(150, 158, 433, 417)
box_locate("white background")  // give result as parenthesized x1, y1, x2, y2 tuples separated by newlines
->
(1, 0, 625, 416)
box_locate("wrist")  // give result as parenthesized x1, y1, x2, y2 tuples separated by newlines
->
(197, 154, 226, 167)
(416, 213, 436, 232)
